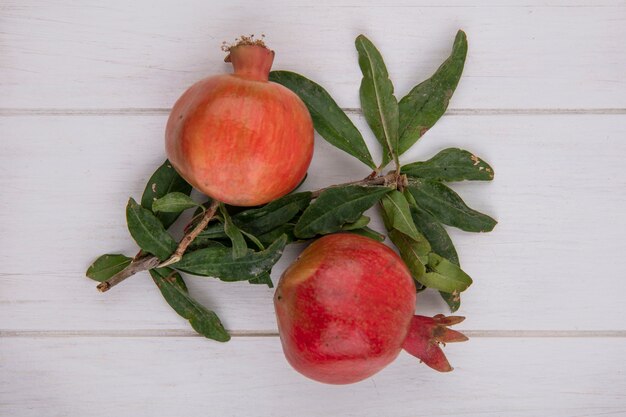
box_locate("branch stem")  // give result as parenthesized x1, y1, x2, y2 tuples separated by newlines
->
(97, 199, 220, 292)
(97, 172, 406, 293)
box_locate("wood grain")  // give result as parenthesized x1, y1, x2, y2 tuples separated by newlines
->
(2, 336, 625, 417)
(2, 2, 626, 414)
(1, 0, 625, 109)
(1, 114, 625, 332)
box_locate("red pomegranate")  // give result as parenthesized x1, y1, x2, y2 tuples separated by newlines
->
(165, 37, 314, 206)
(274, 233, 467, 384)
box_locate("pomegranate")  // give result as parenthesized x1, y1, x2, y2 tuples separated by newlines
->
(274, 233, 467, 384)
(165, 37, 314, 206)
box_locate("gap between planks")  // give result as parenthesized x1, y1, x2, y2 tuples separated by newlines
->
(1, 108, 626, 117)
(1, 330, 625, 338)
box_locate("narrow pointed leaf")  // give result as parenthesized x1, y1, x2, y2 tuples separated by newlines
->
(423, 253, 473, 293)
(126, 198, 177, 260)
(341, 215, 370, 231)
(220, 204, 248, 259)
(150, 268, 230, 342)
(269, 71, 375, 169)
(294, 185, 392, 238)
(152, 192, 199, 213)
(407, 198, 459, 266)
(355, 35, 399, 168)
(405, 190, 461, 310)
(141, 160, 192, 228)
(257, 224, 297, 247)
(176, 235, 288, 281)
(86, 254, 132, 282)
(234, 192, 312, 236)
(240, 229, 265, 251)
(398, 30, 467, 154)
(407, 180, 497, 232)
(248, 271, 274, 288)
(344, 226, 386, 242)
(380, 190, 421, 242)
(388, 230, 432, 290)
(402, 148, 494, 182)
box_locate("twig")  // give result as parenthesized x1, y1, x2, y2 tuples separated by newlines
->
(158, 199, 220, 267)
(96, 255, 160, 292)
(97, 199, 220, 292)
(309, 171, 399, 198)
(97, 173, 405, 293)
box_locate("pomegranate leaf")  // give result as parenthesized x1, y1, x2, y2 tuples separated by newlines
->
(387, 229, 431, 291)
(175, 235, 288, 281)
(152, 192, 200, 213)
(234, 192, 312, 235)
(294, 185, 392, 238)
(248, 271, 274, 288)
(257, 224, 297, 247)
(423, 253, 473, 293)
(340, 215, 370, 231)
(141, 160, 192, 229)
(407, 180, 497, 232)
(398, 30, 467, 155)
(86, 254, 132, 282)
(402, 148, 494, 182)
(240, 229, 265, 251)
(380, 190, 422, 242)
(344, 226, 386, 242)
(355, 35, 399, 169)
(269, 71, 375, 169)
(126, 198, 177, 260)
(150, 267, 230, 342)
(219, 204, 248, 259)
(407, 203, 462, 311)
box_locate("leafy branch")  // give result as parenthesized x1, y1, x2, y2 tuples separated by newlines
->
(87, 30, 496, 341)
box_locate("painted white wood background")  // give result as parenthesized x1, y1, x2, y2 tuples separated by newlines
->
(1, 1, 625, 415)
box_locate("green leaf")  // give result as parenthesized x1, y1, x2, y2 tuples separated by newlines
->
(220, 204, 248, 259)
(341, 215, 370, 231)
(150, 268, 230, 342)
(422, 253, 472, 293)
(294, 185, 392, 238)
(240, 229, 265, 251)
(234, 192, 312, 236)
(257, 224, 297, 247)
(141, 160, 192, 228)
(408, 202, 459, 266)
(398, 30, 467, 154)
(126, 198, 177, 260)
(355, 35, 399, 168)
(405, 197, 461, 311)
(86, 254, 132, 282)
(380, 190, 422, 242)
(176, 235, 288, 281)
(248, 271, 274, 288)
(402, 148, 494, 182)
(387, 229, 431, 290)
(344, 226, 386, 242)
(152, 192, 199, 213)
(407, 180, 497, 232)
(269, 71, 375, 169)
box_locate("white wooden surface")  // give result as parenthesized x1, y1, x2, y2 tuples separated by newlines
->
(1, 1, 625, 416)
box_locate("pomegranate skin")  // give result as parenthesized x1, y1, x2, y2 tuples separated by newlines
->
(165, 45, 314, 206)
(274, 233, 417, 384)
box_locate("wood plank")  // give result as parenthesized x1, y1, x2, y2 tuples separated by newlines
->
(1, 336, 625, 417)
(1, 114, 625, 332)
(2, 0, 625, 109)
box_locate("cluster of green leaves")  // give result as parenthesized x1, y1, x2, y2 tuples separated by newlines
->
(87, 161, 290, 341)
(86, 163, 388, 341)
(86, 30, 496, 342)
(271, 30, 496, 311)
